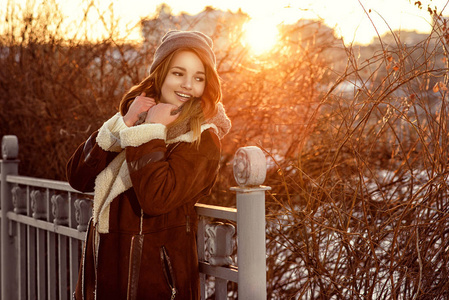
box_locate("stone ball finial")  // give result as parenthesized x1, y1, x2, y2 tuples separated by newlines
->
(2, 135, 19, 160)
(233, 146, 267, 187)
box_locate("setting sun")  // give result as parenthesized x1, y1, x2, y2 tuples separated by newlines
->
(242, 18, 280, 55)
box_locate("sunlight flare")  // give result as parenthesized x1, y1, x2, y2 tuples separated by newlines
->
(242, 17, 279, 55)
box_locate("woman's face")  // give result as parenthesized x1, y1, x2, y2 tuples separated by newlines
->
(160, 50, 206, 107)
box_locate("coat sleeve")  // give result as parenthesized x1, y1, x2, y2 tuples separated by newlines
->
(121, 124, 221, 216)
(66, 113, 128, 193)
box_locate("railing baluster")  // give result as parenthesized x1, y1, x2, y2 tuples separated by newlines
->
(69, 239, 79, 298)
(27, 225, 37, 299)
(36, 228, 46, 299)
(68, 191, 75, 299)
(27, 187, 37, 299)
(59, 235, 68, 300)
(31, 189, 47, 300)
(205, 222, 235, 299)
(12, 186, 26, 214)
(53, 193, 69, 300)
(47, 230, 57, 300)
(69, 193, 81, 297)
(12, 185, 27, 299)
(74, 199, 92, 232)
(47, 190, 57, 300)
(206, 222, 235, 267)
(215, 278, 228, 299)
(197, 216, 207, 300)
(17, 219, 27, 300)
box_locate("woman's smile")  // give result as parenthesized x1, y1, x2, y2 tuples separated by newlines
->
(175, 91, 193, 102)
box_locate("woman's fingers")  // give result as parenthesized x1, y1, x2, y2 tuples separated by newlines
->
(123, 92, 156, 126)
(145, 103, 180, 125)
(135, 92, 155, 107)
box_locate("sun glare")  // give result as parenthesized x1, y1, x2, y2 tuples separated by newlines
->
(243, 18, 279, 55)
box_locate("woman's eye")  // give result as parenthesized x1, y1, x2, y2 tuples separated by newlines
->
(173, 72, 182, 76)
(195, 77, 205, 82)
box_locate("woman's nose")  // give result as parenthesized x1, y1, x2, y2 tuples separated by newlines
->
(181, 78, 192, 90)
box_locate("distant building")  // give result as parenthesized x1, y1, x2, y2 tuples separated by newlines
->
(140, 4, 249, 50)
(374, 30, 430, 46)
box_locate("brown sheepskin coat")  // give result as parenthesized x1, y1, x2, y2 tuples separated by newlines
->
(67, 106, 230, 300)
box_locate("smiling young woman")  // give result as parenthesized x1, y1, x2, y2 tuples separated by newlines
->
(160, 50, 206, 106)
(67, 30, 231, 300)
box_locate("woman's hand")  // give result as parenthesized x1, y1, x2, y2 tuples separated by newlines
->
(145, 103, 180, 125)
(123, 92, 156, 126)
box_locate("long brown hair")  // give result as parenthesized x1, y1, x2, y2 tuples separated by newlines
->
(119, 48, 221, 145)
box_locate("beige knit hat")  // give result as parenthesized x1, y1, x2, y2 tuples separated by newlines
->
(149, 30, 216, 74)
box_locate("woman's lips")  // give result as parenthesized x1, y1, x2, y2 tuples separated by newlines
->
(175, 91, 192, 102)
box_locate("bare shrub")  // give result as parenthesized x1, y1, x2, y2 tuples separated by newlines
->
(264, 9, 449, 299)
(0, 0, 157, 178)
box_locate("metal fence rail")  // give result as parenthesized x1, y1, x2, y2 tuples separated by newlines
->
(0, 135, 269, 299)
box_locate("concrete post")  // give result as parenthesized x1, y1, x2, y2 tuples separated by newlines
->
(1, 135, 19, 300)
(231, 146, 270, 300)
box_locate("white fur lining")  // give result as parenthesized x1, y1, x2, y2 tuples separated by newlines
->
(96, 113, 127, 152)
(93, 122, 217, 233)
(120, 123, 167, 147)
(92, 151, 130, 233)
